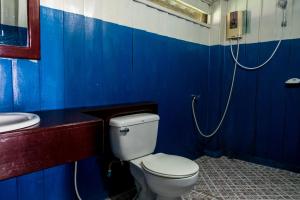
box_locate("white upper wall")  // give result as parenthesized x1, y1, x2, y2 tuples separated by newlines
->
(40, 0, 300, 46)
(210, 0, 300, 46)
(40, 0, 211, 45)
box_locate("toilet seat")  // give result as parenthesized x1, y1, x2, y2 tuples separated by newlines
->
(141, 153, 199, 179)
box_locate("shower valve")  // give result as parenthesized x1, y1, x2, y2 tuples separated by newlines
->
(191, 94, 200, 101)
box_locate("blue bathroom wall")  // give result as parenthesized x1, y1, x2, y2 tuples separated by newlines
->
(1, 4, 299, 200)
(0, 6, 207, 199)
(204, 40, 300, 172)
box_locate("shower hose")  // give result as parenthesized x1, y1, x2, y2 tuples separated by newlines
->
(192, 34, 283, 138)
(74, 161, 82, 200)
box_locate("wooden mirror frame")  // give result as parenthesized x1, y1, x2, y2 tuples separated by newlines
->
(0, 0, 40, 59)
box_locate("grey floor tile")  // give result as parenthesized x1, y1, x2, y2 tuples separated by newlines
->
(182, 156, 300, 200)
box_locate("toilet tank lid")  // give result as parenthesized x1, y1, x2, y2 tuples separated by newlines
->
(109, 113, 159, 127)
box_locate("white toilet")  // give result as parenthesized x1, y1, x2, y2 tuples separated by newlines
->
(109, 113, 199, 200)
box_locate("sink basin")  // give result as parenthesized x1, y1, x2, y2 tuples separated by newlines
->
(0, 113, 40, 133)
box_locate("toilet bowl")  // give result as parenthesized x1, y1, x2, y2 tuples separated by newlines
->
(130, 153, 199, 200)
(109, 113, 199, 199)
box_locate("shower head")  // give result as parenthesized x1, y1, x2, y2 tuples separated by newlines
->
(278, 0, 288, 10)
(278, 0, 288, 27)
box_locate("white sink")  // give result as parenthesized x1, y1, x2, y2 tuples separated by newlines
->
(0, 113, 40, 133)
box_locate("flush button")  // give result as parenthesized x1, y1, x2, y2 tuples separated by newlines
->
(120, 127, 130, 135)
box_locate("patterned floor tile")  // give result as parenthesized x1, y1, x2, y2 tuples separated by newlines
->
(182, 156, 300, 200)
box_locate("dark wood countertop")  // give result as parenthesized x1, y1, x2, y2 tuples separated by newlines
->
(1, 109, 102, 135)
(0, 102, 157, 180)
(35, 109, 102, 129)
(0, 109, 103, 180)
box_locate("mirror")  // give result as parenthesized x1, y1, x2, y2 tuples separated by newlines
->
(0, 0, 28, 47)
(0, 0, 40, 59)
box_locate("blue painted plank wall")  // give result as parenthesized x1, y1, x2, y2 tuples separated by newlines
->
(206, 40, 300, 171)
(0, 59, 13, 111)
(0, 6, 206, 199)
(40, 5, 64, 110)
(0, 4, 300, 199)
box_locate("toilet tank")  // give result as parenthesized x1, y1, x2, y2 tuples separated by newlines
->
(109, 113, 160, 161)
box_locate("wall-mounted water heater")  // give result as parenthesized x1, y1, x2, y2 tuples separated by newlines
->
(226, 11, 247, 39)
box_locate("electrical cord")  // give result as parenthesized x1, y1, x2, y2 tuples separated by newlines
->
(191, 39, 240, 138)
(74, 161, 83, 200)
